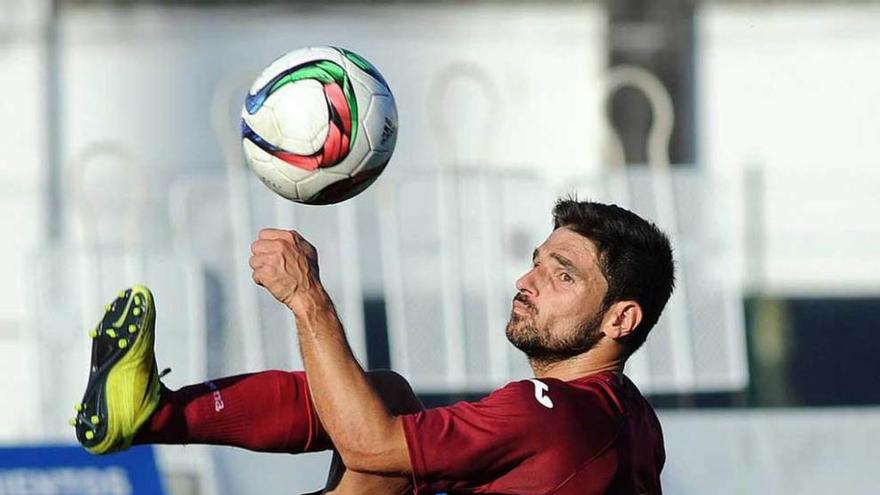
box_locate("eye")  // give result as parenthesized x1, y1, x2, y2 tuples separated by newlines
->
(559, 272, 574, 283)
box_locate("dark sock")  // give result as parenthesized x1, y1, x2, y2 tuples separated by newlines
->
(134, 370, 332, 453)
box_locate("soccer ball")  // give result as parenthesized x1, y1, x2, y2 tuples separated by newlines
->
(241, 46, 398, 205)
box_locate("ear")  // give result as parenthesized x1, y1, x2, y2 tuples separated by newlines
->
(602, 301, 643, 340)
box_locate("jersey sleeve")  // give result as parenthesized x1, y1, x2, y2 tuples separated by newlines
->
(400, 380, 551, 494)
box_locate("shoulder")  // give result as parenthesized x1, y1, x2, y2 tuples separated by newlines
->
(418, 379, 573, 429)
(410, 376, 623, 432)
(480, 377, 619, 423)
(480, 378, 570, 412)
(488, 378, 624, 454)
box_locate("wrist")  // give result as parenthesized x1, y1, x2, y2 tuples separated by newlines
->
(286, 284, 333, 315)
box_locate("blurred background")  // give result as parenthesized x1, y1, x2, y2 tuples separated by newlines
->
(1, 0, 879, 493)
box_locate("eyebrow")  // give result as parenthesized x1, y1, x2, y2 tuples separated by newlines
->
(533, 248, 583, 279)
(550, 253, 582, 278)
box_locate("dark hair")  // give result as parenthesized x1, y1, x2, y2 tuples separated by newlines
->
(552, 197, 675, 355)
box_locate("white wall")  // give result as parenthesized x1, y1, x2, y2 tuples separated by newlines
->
(0, 0, 48, 328)
(697, 5, 880, 295)
(661, 408, 880, 494)
(0, 0, 49, 442)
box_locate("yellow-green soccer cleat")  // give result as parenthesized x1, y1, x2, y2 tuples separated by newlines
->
(71, 285, 162, 454)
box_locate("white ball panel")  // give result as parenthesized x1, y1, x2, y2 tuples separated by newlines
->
(240, 97, 274, 121)
(271, 155, 313, 183)
(324, 115, 365, 175)
(325, 154, 358, 177)
(346, 61, 392, 98)
(341, 112, 371, 175)
(349, 76, 375, 120)
(242, 138, 270, 167)
(249, 47, 337, 95)
(295, 171, 349, 201)
(322, 77, 375, 176)
(249, 56, 288, 95)
(278, 136, 318, 156)
(271, 79, 329, 155)
(353, 149, 392, 176)
(242, 139, 300, 201)
(310, 123, 330, 153)
(242, 106, 282, 146)
(308, 46, 345, 66)
(352, 149, 375, 176)
(364, 94, 398, 153)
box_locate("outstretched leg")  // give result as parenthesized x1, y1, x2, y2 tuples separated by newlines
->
(137, 371, 421, 494)
(72, 287, 422, 493)
(136, 370, 422, 494)
(134, 371, 423, 495)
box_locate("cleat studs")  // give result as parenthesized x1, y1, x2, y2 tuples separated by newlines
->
(104, 304, 110, 312)
(134, 296, 141, 306)
(128, 324, 137, 334)
(106, 329, 116, 338)
(133, 308, 142, 317)
(118, 339, 128, 349)
(85, 431, 95, 440)
(91, 415, 100, 425)
(68, 418, 77, 427)
(88, 329, 98, 339)
(74, 403, 83, 412)
(118, 290, 125, 298)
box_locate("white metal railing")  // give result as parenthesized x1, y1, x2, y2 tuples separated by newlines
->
(167, 172, 371, 370)
(377, 166, 546, 392)
(39, 148, 880, 401)
(377, 164, 750, 394)
(600, 65, 696, 391)
(35, 154, 879, 420)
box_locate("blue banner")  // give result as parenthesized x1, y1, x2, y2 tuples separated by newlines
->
(0, 445, 165, 495)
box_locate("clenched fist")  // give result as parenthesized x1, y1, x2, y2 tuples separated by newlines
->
(249, 228, 323, 311)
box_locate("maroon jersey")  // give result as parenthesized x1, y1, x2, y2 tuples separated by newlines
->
(401, 371, 664, 495)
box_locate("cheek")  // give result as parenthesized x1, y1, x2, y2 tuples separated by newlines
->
(542, 294, 593, 330)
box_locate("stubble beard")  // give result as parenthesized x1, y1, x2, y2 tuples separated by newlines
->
(505, 296, 606, 368)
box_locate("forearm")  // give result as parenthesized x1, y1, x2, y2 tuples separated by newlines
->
(248, 228, 411, 473)
(290, 288, 408, 474)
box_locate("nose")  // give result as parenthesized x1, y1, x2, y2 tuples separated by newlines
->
(515, 268, 538, 297)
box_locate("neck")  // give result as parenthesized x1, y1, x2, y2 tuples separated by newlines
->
(529, 340, 626, 382)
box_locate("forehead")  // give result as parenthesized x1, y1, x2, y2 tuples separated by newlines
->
(538, 227, 601, 268)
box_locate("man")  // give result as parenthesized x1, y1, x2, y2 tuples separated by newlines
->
(72, 199, 674, 494)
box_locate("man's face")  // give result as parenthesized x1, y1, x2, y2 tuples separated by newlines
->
(506, 227, 610, 362)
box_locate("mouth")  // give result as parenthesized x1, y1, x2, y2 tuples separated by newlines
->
(511, 294, 534, 315)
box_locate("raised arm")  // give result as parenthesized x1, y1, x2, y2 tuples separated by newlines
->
(249, 228, 412, 475)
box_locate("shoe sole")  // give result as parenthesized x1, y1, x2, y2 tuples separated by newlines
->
(72, 285, 157, 454)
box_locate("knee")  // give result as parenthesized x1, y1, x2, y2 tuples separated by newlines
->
(365, 370, 423, 415)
